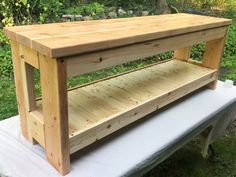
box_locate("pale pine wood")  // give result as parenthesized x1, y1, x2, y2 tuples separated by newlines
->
(22, 46, 39, 69)
(202, 37, 226, 89)
(67, 60, 217, 153)
(21, 60, 37, 144)
(67, 27, 226, 77)
(174, 46, 192, 61)
(4, 14, 231, 58)
(21, 61, 36, 112)
(29, 110, 45, 147)
(10, 41, 31, 140)
(39, 55, 70, 175)
(35, 60, 216, 152)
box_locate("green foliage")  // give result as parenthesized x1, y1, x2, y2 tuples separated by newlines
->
(37, 0, 64, 23)
(191, 43, 205, 61)
(0, 30, 12, 78)
(224, 26, 236, 58)
(0, 0, 76, 26)
(0, 78, 17, 120)
(0, 45, 12, 78)
(0, 29, 9, 45)
(168, 0, 236, 11)
(94, 0, 153, 10)
(0, 0, 31, 26)
(65, 2, 105, 18)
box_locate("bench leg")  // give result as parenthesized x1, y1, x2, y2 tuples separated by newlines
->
(21, 59, 37, 144)
(10, 41, 36, 143)
(39, 55, 70, 175)
(202, 37, 226, 89)
(174, 46, 192, 61)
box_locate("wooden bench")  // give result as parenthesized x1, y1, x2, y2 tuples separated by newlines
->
(4, 13, 231, 175)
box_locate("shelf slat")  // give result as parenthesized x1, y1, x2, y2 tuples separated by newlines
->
(36, 60, 216, 153)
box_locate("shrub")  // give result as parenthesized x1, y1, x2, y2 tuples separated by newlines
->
(65, 2, 105, 17)
(0, 0, 31, 26)
(0, 45, 12, 78)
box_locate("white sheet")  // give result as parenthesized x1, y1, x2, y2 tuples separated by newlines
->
(0, 81, 236, 177)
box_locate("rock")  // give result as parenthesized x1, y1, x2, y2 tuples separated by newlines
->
(75, 15, 83, 21)
(108, 11, 117, 18)
(127, 10, 134, 15)
(184, 8, 205, 15)
(99, 13, 107, 19)
(107, 7, 117, 12)
(142, 11, 149, 16)
(82, 16, 93, 21)
(118, 8, 127, 16)
(62, 15, 75, 21)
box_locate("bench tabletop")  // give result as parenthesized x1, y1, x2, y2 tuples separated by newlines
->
(4, 13, 231, 58)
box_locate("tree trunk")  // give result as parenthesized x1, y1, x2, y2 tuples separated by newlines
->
(155, 0, 169, 15)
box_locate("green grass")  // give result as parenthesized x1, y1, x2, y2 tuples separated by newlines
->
(0, 78, 17, 120)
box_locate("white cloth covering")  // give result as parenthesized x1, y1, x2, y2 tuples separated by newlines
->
(0, 81, 236, 177)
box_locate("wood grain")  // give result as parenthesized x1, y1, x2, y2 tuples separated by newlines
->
(174, 47, 192, 61)
(66, 27, 226, 77)
(203, 36, 226, 89)
(39, 55, 70, 175)
(10, 41, 31, 140)
(35, 60, 216, 153)
(4, 14, 231, 58)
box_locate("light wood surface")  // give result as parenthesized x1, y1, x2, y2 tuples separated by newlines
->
(39, 55, 70, 175)
(21, 60, 37, 144)
(203, 36, 226, 89)
(29, 110, 45, 147)
(4, 14, 231, 58)
(66, 27, 226, 77)
(21, 45, 39, 69)
(34, 60, 216, 153)
(10, 41, 32, 141)
(174, 47, 192, 61)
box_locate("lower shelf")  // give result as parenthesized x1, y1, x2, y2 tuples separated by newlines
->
(37, 59, 217, 153)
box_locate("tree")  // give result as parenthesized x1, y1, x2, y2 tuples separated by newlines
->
(155, 0, 169, 14)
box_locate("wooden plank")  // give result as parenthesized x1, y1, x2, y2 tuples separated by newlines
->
(4, 14, 184, 37)
(4, 14, 230, 41)
(188, 59, 202, 66)
(69, 60, 217, 153)
(39, 55, 70, 175)
(202, 36, 226, 89)
(21, 61, 36, 112)
(21, 59, 37, 144)
(21, 46, 39, 68)
(14, 14, 189, 44)
(29, 110, 45, 147)
(34, 60, 216, 153)
(4, 14, 231, 58)
(10, 41, 31, 140)
(67, 27, 227, 77)
(174, 46, 192, 61)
